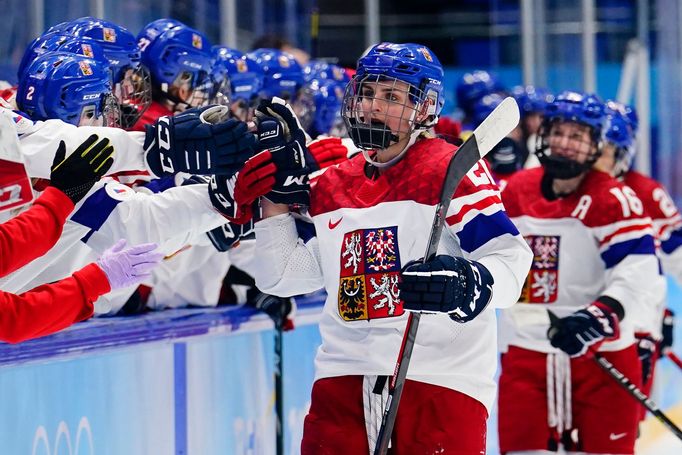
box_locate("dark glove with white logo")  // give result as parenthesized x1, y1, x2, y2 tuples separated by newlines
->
(246, 290, 296, 331)
(255, 98, 318, 206)
(661, 308, 675, 354)
(144, 105, 257, 176)
(635, 332, 657, 384)
(548, 299, 624, 357)
(398, 255, 494, 323)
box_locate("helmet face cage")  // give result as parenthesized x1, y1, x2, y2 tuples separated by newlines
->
(291, 86, 316, 131)
(209, 77, 232, 106)
(79, 92, 121, 127)
(170, 70, 213, 109)
(342, 73, 427, 150)
(114, 65, 152, 128)
(536, 117, 603, 179)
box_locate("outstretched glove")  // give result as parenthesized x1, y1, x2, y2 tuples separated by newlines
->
(208, 152, 276, 224)
(398, 255, 494, 323)
(97, 239, 164, 290)
(246, 290, 296, 331)
(548, 299, 624, 357)
(308, 136, 348, 169)
(635, 332, 657, 384)
(50, 134, 114, 203)
(144, 105, 257, 176)
(255, 97, 318, 206)
(179, 174, 256, 250)
(661, 308, 675, 354)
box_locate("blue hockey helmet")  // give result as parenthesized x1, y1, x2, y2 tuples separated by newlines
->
(17, 52, 120, 127)
(604, 101, 635, 177)
(543, 91, 606, 136)
(303, 60, 351, 86)
(510, 85, 554, 116)
(139, 21, 213, 108)
(247, 48, 304, 101)
(456, 70, 502, 118)
(622, 104, 639, 134)
(69, 18, 142, 85)
(18, 33, 71, 80)
(68, 17, 151, 127)
(342, 42, 444, 151)
(536, 90, 607, 178)
(472, 93, 506, 127)
(297, 78, 345, 136)
(211, 46, 264, 108)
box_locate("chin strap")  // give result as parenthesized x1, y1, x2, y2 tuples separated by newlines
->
(361, 128, 422, 169)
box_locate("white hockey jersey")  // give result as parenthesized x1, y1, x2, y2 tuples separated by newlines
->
(254, 137, 533, 413)
(500, 167, 663, 353)
(623, 170, 681, 338)
(0, 179, 227, 313)
(1, 108, 155, 180)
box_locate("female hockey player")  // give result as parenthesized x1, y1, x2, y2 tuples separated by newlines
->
(0, 130, 162, 343)
(232, 42, 532, 454)
(498, 92, 662, 455)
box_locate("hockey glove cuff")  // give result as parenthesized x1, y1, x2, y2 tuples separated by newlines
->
(255, 98, 318, 206)
(548, 298, 623, 357)
(398, 255, 494, 323)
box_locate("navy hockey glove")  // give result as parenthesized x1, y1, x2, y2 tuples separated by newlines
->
(144, 105, 257, 176)
(548, 299, 623, 357)
(635, 332, 657, 384)
(398, 255, 494, 323)
(50, 135, 114, 204)
(208, 152, 276, 224)
(661, 308, 675, 354)
(255, 98, 318, 206)
(247, 291, 296, 331)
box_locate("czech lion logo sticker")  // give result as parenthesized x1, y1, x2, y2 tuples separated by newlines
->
(520, 235, 560, 303)
(338, 226, 403, 321)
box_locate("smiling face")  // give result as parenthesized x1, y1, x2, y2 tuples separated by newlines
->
(547, 120, 596, 164)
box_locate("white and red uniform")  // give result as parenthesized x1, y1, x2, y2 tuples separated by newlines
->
(254, 137, 532, 452)
(498, 167, 662, 454)
(622, 170, 681, 405)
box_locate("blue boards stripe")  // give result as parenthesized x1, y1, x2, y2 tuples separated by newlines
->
(174, 342, 188, 454)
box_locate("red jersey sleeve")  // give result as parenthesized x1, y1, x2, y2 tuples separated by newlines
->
(0, 263, 110, 343)
(0, 187, 74, 277)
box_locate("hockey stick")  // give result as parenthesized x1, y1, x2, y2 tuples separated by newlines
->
(666, 350, 682, 371)
(547, 310, 682, 441)
(373, 97, 520, 455)
(274, 318, 284, 455)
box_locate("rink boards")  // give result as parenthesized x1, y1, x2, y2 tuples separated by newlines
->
(0, 284, 680, 454)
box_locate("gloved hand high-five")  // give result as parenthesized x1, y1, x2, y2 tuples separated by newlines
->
(50, 134, 115, 204)
(308, 137, 348, 170)
(144, 105, 257, 177)
(255, 97, 318, 206)
(398, 255, 494, 323)
(548, 299, 624, 357)
(208, 152, 276, 224)
(97, 239, 164, 290)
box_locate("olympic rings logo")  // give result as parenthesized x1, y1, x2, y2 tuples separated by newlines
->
(31, 417, 93, 455)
